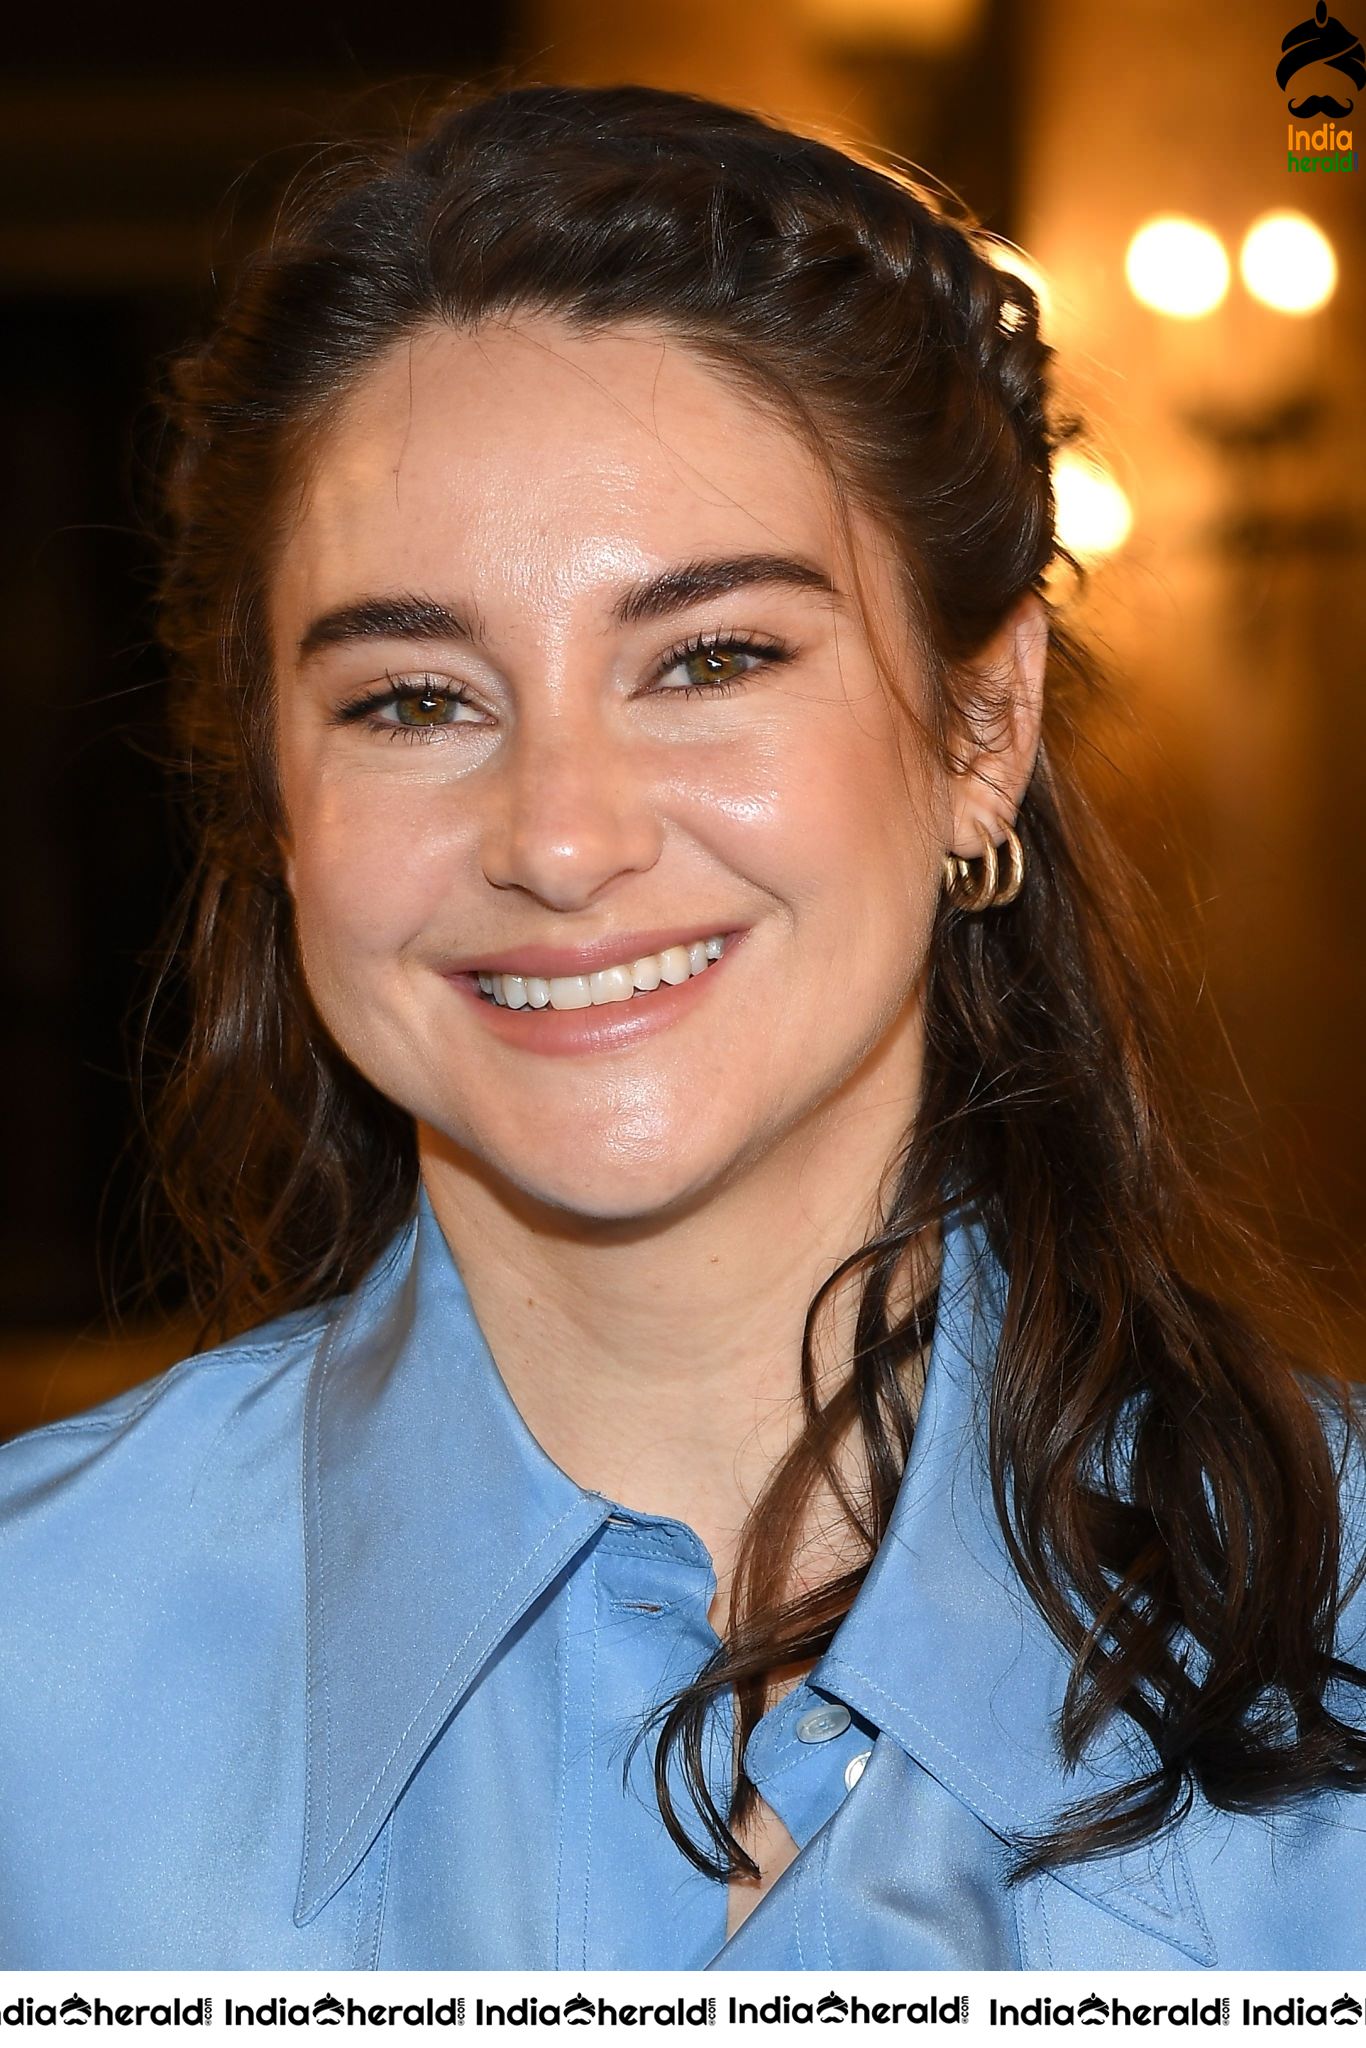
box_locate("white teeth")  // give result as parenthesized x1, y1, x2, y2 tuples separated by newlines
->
(657, 946, 692, 986)
(589, 965, 635, 1005)
(477, 935, 729, 1012)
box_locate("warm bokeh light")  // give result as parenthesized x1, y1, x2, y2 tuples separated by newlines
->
(986, 241, 1054, 331)
(1239, 209, 1337, 315)
(1053, 451, 1133, 559)
(1124, 215, 1230, 319)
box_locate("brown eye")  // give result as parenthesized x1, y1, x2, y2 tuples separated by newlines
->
(333, 673, 485, 740)
(394, 687, 465, 727)
(679, 646, 750, 689)
(650, 633, 788, 698)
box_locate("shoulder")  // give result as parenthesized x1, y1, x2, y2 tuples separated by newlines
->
(0, 1295, 342, 1546)
(0, 1295, 354, 1735)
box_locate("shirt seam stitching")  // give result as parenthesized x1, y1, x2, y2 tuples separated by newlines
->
(816, 1826, 835, 1966)
(582, 1549, 599, 1968)
(0, 1338, 319, 1452)
(302, 1303, 344, 1891)
(320, 1498, 592, 1879)
(361, 1816, 393, 1968)
(827, 1655, 1214, 1963)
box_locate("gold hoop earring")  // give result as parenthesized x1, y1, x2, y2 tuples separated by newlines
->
(993, 821, 1025, 907)
(941, 819, 1026, 913)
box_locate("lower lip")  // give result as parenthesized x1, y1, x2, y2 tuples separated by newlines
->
(444, 935, 747, 1057)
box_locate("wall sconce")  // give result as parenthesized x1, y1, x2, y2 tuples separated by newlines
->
(1123, 208, 1344, 569)
(1124, 216, 1230, 320)
(1239, 210, 1337, 315)
(1124, 208, 1337, 321)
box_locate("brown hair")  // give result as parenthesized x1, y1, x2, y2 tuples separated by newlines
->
(146, 79, 1366, 1879)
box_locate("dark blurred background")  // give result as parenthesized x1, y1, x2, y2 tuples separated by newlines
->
(2, 0, 1363, 1432)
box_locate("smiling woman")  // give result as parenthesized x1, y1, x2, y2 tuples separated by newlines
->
(271, 316, 970, 1235)
(2, 80, 1366, 1972)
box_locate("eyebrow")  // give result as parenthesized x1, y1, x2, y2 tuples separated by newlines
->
(295, 552, 842, 662)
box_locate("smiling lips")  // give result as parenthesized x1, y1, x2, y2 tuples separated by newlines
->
(445, 927, 741, 1052)
(478, 935, 727, 1010)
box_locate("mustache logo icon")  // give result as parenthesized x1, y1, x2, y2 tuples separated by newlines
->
(1277, 1, 1366, 112)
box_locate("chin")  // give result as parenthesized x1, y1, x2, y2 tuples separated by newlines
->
(502, 1144, 730, 1230)
(417, 1103, 736, 1231)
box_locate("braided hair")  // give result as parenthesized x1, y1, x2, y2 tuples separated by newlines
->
(151, 81, 1366, 1880)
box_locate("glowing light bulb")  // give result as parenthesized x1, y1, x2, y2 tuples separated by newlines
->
(1053, 452, 1133, 560)
(1124, 215, 1230, 319)
(1239, 210, 1337, 315)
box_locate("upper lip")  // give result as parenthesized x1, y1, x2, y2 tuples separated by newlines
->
(445, 924, 743, 980)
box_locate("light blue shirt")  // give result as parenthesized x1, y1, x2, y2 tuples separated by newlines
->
(3, 1187, 1366, 1969)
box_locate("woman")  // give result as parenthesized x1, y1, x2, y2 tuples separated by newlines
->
(1, 79, 1364, 1973)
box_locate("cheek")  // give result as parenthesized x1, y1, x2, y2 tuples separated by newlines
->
(284, 772, 464, 988)
(699, 708, 938, 943)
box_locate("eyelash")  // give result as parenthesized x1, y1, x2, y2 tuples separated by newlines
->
(332, 629, 794, 744)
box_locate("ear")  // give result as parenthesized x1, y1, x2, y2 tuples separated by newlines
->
(946, 592, 1048, 859)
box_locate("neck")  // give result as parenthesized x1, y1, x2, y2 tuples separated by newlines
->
(418, 1027, 936, 1619)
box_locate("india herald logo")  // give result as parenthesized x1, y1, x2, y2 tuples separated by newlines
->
(1278, 0, 1366, 116)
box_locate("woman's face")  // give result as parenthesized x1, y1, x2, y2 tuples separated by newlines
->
(270, 315, 953, 1224)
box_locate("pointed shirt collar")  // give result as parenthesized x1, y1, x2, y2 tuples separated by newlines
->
(295, 1185, 1210, 1963)
(296, 1189, 613, 1924)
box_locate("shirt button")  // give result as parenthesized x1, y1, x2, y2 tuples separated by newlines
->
(795, 1702, 852, 1743)
(844, 1748, 872, 1790)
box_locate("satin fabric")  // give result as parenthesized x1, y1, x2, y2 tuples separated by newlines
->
(2, 1188, 1365, 1968)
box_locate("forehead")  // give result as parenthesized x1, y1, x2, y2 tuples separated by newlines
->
(271, 314, 896, 636)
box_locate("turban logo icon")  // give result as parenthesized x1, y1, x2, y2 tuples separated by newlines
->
(1278, 0, 1366, 116)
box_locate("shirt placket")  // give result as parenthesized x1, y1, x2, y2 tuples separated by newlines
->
(556, 1510, 733, 1968)
(741, 1681, 880, 1850)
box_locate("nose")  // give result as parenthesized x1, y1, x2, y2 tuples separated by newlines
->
(478, 707, 664, 911)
